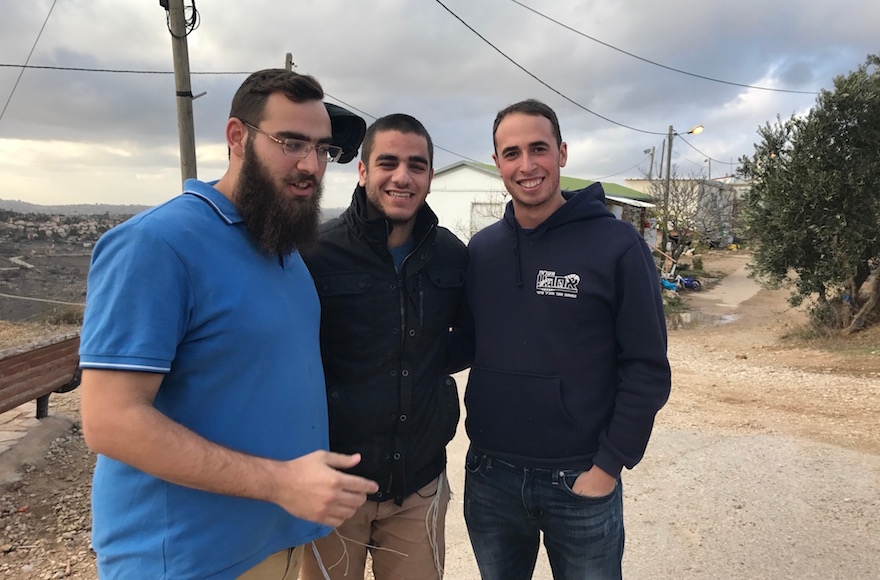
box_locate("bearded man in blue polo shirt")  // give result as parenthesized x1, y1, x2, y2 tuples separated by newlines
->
(78, 69, 378, 579)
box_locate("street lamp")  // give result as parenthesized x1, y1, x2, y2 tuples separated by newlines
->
(661, 124, 704, 252)
(643, 147, 656, 180)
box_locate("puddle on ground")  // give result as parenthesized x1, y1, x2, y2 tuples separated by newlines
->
(667, 311, 739, 330)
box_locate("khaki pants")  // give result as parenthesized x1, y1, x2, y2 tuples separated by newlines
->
(237, 545, 303, 580)
(301, 473, 450, 580)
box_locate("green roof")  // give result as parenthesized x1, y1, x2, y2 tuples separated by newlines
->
(471, 162, 651, 201)
(560, 176, 651, 201)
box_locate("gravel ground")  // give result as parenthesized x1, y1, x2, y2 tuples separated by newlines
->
(0, 394, 96, 579)
(620, 256, 880, 579)
(1, 251, 879, 579)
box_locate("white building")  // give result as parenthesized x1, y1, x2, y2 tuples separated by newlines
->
(430, 161, 657, 245)
(625, 177, 749, 246)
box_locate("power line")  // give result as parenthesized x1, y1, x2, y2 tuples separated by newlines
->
(0, 0, 58, 126)
(432, 0, 665, 136)
(323, 94, 482, 164)
(509, 0, 820, 96)
(0, 62, 482, 164)
(165, 0, 200, 38)
(0, 63, 247, 74)
(670, 148, 707, 169)
(5, 62, 736, 171)
(677, 135, 740, 166)
(0, 62, 557, 163)
(0, 67, 750, 167)
(590, 154, 651, 181)
(323, 95, 375, 122)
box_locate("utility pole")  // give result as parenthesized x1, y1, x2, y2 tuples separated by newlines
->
(165, 0, 197, 186)
(647, 146, 656, 180)
(284, 52, 294, 72)
(662, 125, 674, 253)
(658, 139, 665, 180)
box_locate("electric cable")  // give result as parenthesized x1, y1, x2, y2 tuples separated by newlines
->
(0, 61, 481, 163)
(0, 0, 58, 127)
(590, 154, 651, 181)
(672, 149, 708, 169)
(0, 63, 245, 74)
(166, 0, 200, 38)
(509, 0, 820, 95)
(321, 94, 481, 163)
(677, 135, 740, 166)
(433, 0, 666, 135)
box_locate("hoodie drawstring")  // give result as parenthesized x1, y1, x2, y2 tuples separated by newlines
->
(513, 227, 524, 288)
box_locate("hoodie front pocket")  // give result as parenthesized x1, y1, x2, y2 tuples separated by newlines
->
(464, 366, 582, 460)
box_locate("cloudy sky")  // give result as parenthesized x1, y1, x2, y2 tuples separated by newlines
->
(0, 0, 876, 209)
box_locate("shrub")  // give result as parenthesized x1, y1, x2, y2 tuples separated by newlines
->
(662, 292, 687, 315)
(43, 306, 84, 326)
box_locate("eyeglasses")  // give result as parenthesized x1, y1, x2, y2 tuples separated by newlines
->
(242, 121, 343, 163)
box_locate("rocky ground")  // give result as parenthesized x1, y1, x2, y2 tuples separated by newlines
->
(664, 252, 880, 456)
(0, 238, 96, 579)
(0, 240, 89, 324)
(1, 250, 879, 579)
(0, 394, 95, 579)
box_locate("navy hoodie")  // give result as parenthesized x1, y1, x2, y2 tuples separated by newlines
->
(464, 183, 671, 478)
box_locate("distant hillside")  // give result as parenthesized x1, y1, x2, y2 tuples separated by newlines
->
(0, 199, 151, 216)
(0, 199, 349, 220)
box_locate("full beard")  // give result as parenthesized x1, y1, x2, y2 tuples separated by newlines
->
(235, 141, 323, 257)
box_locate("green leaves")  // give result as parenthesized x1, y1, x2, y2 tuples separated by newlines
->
(740, 54, 880, 326)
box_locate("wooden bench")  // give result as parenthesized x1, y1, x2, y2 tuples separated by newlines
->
(0, 333, 81, 419)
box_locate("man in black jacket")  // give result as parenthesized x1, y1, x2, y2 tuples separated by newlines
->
(301, 114, 468, 580)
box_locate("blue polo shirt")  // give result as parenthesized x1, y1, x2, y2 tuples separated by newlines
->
(80, 179, 330, 579)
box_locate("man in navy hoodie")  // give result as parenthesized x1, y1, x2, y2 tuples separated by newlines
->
(463, 99, 671, 579)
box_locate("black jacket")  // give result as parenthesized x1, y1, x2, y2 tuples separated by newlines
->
(304, 186, 468, 504)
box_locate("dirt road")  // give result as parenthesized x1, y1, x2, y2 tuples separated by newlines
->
(443, 253, 880, 579)
(620, 257, 880, 579)
(1, 251, 879, 579)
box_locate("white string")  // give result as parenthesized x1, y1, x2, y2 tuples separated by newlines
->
(425, 472, 447, 577)
(312, 474, 449, 579)
(310, 540, 332, 580)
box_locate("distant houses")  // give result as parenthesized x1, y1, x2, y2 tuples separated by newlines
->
(0, 211, 126, 247)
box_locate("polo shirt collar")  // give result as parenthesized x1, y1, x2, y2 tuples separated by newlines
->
(182, 179, 244, 225)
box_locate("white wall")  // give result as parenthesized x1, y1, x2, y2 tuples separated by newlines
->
(429, 165, 509, 242)
(431, 166, 652, 244)
(624, 178, 653, 194)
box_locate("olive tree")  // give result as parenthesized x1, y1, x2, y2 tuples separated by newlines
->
(739, 55, 880, 333)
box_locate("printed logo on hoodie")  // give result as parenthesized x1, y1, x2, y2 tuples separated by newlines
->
(535, 269, 580, 299)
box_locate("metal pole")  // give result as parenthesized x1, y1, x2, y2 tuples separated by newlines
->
(167, 0, 197, 186)
(662, 125, 674, 253)
(648, 146, 655, 180)
(658, 139, 665, 180)
(284, 52, 294, 71)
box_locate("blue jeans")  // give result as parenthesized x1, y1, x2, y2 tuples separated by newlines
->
(464, 446, 624, 580)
